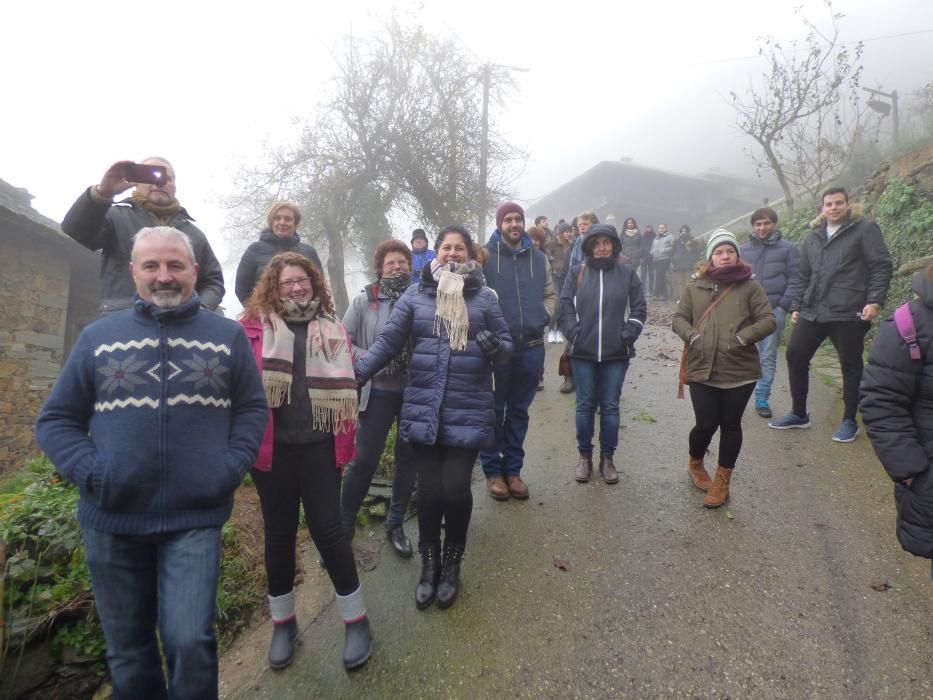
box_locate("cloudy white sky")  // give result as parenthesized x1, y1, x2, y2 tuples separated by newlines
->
(3, 0, 932, 309)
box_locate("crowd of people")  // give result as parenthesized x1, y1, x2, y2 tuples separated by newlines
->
(36, 157, 930, 698)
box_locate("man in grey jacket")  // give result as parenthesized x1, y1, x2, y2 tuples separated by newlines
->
(62, 158, 225, 315)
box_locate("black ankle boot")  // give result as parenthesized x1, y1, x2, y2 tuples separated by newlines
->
(436, 543, 465, 609)
(268, 617, 298, 669)
(342, 616, 372, 670)
(415, 541, 441, 609)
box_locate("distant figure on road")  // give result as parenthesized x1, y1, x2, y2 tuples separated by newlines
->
(559, 224, 646, 485)
(639, 224, 656, 293)
(738, 207, 800, 419)
(547, 222, 574, 343)
(673, 230, 775, 508)
(62, 158, 225, 315)
(534, 214, 553, 241)
(669, 224, 700, 303)
(619, 217, 643, 267)
(410, 228, 436, 273)
(651, 223, 674, 300)
(36, 226, 267, 698)
(769, 187, 892, 443)
(234, 200, 324, 305)
(860, 265, 933, 570)
(240, 252, 371, 671)
(354, 226, 512, 611)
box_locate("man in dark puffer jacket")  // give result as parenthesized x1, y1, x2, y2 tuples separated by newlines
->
(861, 267, 933, 565)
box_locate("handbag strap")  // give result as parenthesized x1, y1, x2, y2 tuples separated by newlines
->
(677, 285, 736, 399)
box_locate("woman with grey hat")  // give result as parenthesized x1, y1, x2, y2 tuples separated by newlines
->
(559, 224, 647, 484)
(672, 230, 775, 508)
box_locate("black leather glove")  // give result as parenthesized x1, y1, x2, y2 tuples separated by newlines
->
(476, 330, 501, 357)
(619, 320, 642, 346)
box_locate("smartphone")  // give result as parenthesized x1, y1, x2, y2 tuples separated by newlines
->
(125, 163, 168, 185)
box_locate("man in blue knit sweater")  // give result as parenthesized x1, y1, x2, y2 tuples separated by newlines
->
(36, 226, 268, 699)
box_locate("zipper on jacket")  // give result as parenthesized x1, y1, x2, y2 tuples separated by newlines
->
(159, 321, 168, 531)
(597, 270, 604, 362)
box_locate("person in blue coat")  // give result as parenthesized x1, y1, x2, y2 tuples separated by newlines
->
(354, 226, 512, 611)
(410, 228, 436, 272)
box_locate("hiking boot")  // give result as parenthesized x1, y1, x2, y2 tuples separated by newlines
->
(703, 466, 733, 508)
(832, 418, 860, 443)
(769, 412, 811, 430)
(599, 454, 619, 484)
(415, 541, 441, 609)
(436, 543, 465, 609)
(505, 475, 530, 499)
(754, 399, 772, 418)
(486, 475, 510, 500)
(687, 456, 712, 492)
(574, 452, 593, 483)
(559, 376, 575, 394)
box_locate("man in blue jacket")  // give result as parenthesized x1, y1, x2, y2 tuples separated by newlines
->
(481, 202, 557, 500)
(411, 228, 436, 274)
(739, 207, 800, 418)
(36, 226, 268, 699)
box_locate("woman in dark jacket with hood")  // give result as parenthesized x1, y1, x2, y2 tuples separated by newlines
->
(235, 201, 324, 305)
(559, 224, 647, 485)
(861, 266, 933, 569)
(355, 226, 512, 610)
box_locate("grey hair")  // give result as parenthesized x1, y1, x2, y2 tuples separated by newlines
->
(132, 226, 196, 264)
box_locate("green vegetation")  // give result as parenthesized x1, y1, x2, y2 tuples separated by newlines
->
(874, 178, 933, 310)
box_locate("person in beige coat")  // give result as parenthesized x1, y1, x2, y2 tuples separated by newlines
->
(672, 230, 775, 507)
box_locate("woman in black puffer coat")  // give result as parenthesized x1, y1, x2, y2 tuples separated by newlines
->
(861, 266, 933, 569)
(355, 225, 512, 610)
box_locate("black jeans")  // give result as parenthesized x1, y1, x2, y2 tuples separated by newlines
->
(252, 440, 359, 597)
(653, 258, 671, 299)
(340, 389, 417, 534)
(410, 443, 478, 548)
(785, 318, 870, 420)
(688, 382, 756, 469)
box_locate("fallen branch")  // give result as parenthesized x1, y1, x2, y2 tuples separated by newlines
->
(898, 255, 933, 276)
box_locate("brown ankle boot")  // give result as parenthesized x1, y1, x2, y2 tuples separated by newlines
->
(574, 452, 593, 482)
(599, 454, 619, 484)
(687, 456, 712, 492)
(703, 466, 733, 508)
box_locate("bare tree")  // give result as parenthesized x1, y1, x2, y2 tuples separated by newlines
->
(224, 15, 524, 316)
(730, 1, 868, 214)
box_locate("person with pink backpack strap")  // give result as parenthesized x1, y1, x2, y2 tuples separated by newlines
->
(861, 265, 933, 572)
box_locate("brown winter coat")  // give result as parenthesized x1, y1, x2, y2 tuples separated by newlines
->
(672, 275, 775, 385)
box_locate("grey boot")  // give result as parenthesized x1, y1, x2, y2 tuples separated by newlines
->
(268, 618, 297, 669)
(336, 586, 371, 671)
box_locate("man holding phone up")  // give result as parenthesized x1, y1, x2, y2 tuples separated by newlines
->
(62, 158, 225, 315)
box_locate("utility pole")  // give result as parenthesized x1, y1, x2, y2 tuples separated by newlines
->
(864, 87, 899, 143)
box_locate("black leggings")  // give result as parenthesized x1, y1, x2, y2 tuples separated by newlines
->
(786, 318, 870, 420)
(688, 383, 756, 469)
(252, 440, 359, 597)
(410, 443, 477, 548)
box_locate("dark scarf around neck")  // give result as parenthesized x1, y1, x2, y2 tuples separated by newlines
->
(131, 191, 183, 223)
(707, 261, 753, 285)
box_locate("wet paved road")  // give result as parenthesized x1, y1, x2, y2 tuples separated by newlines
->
(227, 304, 933, 699)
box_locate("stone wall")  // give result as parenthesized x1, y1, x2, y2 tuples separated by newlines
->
(0, 209, 100, 478)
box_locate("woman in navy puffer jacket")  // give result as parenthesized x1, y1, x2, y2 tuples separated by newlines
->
(355, 225, 512, 611)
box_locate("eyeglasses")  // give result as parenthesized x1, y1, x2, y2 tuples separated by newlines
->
(279, 277, 311, 290)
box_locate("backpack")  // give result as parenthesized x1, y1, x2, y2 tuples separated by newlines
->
(894, 302, 922, 361)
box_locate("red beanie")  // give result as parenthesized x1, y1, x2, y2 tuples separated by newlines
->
(496, 202, 525, 230)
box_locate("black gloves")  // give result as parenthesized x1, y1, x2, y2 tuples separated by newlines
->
(619, 320, 643, 346)
(476, 330, 501, 357)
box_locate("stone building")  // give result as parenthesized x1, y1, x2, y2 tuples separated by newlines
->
(0, 179, 100, 478)
(528, 159, 778, 234)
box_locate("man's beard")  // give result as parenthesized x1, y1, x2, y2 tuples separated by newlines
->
(150, 283, 183, 308)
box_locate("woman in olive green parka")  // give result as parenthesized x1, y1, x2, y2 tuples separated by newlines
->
(672, 229, 775, 508)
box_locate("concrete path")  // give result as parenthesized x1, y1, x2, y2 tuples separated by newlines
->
(225, 303, 933, 699)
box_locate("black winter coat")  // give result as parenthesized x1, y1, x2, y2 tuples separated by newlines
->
(354, 265, 513, 451)
(738, 231, 801, 311)
(792, 215, 892, 322)
(235, 230, 324, 305)
(861, 271, 933, 558)
(61, 188, 225, 314)
(559, 257, 647, 362)
(670, 236, 701, 272)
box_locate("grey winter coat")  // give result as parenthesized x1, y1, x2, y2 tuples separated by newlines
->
(235, 229, 324, 305)
(792, 214, 893, 322)
(739, 231, 801, 311)
(651, 234, 674, 261)
(61, 188, 225, 314)
(354, 266, 513, 451)
(861, 270, 933, 558)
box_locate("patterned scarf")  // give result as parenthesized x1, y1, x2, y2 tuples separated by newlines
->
(430, 260, 475, 351)
(131, 191, 182, 223)
(379, 275, 412, 375)
(261, 298, 357, 434)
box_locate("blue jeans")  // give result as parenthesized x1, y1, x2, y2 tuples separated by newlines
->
(480, 344, 545, 477)
(755, 306, 787, 402)
(570, 358, 630, 455)
(81, 525, 222, 700)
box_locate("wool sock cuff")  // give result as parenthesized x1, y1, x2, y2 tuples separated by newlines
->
(268, 589, 296, 623)
(336, 585, 367, 624)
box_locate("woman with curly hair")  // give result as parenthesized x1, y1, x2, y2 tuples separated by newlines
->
(240, 252, 372, 671)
